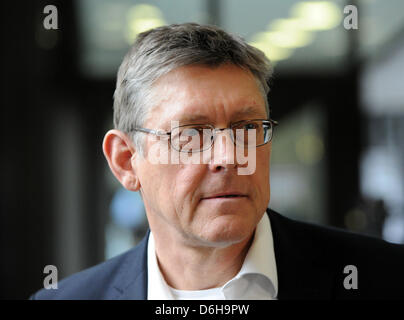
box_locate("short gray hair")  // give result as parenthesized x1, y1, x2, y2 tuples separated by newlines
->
(113, 23, 273, 154)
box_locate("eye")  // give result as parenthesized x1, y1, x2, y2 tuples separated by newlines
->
(182, 127, 203, 136)
(243, 122, 259, 130)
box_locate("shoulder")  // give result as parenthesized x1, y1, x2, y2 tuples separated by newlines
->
(268, 209, 404, 299)
(268, 208, 403, 257)
(30, 232, 149, 300)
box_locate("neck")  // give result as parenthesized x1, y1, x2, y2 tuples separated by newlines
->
(151, 228, 255, 290)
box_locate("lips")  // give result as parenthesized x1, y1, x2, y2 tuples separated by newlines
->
(202, 192, 247, 200)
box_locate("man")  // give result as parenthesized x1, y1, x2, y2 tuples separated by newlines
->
(31, 23, 404, 300)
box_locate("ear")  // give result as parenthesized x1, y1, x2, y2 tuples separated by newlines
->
(102, 129, 141, 191)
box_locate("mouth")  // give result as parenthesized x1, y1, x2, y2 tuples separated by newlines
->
(202, 193, 248, 200)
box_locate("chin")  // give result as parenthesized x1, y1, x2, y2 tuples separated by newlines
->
(197, 214, 256, 248)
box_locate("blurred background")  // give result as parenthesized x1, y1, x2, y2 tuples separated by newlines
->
(1, 0, 403, 299)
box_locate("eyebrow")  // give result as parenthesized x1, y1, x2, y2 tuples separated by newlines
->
(231, 106, 267, 120)
(177, 113, 211, 123)
(176, 106, 267, 123)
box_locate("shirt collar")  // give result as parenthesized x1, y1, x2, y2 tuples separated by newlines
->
(147, 211, 278, 299)
(147, 231, 175, 300)
(224, 213, 278, 298)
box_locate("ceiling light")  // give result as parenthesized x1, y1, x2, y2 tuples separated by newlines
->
(249, 39, 293, 61)
(291, 1, 342, 31)
(125, 4, 166, 43)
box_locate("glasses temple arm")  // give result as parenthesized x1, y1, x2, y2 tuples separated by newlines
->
(130, 127, 171, 136)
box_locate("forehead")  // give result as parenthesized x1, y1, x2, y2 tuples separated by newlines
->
(147, 64, 267, 127)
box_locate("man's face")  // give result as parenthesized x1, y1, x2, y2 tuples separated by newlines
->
(134, 64, 271, 247)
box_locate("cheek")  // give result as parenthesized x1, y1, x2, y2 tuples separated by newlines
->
(254, 149, 271, 200)
(253, 170, 269, 200)
(139, 163, 205, 213)
(172, 166, 206, 207)
(137, 161, 174, 202)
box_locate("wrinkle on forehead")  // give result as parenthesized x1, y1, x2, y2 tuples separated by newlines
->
(145, 64, 266, 129)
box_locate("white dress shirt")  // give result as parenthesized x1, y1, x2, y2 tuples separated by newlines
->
(147, 212, 278, 300)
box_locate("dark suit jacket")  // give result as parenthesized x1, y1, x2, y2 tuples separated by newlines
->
(30, 209, 404, 300)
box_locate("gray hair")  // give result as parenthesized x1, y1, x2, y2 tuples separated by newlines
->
(113, 23, 273, 154)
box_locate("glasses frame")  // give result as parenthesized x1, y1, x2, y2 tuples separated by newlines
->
(129, 118, 278, 153)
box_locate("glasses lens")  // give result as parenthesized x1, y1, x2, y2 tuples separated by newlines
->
(232, 120, 271, 147)
(171, 125, 212, 152)
(262, 122, 272, 144)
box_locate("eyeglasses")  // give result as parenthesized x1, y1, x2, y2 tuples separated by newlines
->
(130, 119, 278, 153)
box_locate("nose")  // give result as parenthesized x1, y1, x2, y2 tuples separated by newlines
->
(208, 128, 237, 171)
